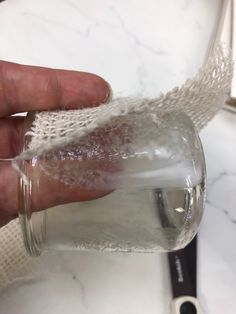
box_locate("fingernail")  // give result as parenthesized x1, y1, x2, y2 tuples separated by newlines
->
(103, 82, 113, 103)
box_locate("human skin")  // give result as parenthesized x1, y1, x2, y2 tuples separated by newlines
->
(0, 60, 111, 227)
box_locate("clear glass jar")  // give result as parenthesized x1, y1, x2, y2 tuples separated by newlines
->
(18, 111, 206, 256)
(16, 0, 233, 257)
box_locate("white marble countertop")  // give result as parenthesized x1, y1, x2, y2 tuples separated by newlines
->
(0, 1, 235, 313)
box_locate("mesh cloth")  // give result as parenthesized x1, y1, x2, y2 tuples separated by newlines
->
(0, 44, 233, 291)
(13, 46, 233, 164)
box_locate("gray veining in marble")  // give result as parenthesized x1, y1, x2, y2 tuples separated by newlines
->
(0, 1, 235, 313)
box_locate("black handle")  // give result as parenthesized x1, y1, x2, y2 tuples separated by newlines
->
(168, 236, 197, 299)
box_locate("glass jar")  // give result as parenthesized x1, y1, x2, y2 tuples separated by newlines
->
(18, 111, 206, 256)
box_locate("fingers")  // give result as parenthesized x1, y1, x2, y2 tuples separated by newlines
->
(25, 125, 123, 212)
(0, 60, 110, 117)
(29, 161, 110, 212)
(0, 61, 112, 227)
(0, 159, 111, 228)
(0, 163, 18, 227)
(0, 121, 112, 226)
(0, 123, 119, 227)
(0, 116, 24, 158)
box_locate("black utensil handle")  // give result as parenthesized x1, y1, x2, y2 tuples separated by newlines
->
(168, 236, 197, 298)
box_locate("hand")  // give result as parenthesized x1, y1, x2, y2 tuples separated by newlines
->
(0, 60, 110, 227)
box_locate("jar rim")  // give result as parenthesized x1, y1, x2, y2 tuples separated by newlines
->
(18, 114, 46, 257)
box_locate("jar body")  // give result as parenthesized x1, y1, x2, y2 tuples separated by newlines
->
(18, 112, 206, 256)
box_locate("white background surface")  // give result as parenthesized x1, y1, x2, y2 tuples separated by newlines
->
(0, 1, 235, 313)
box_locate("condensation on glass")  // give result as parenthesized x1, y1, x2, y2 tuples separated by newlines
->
(18, 111, 206, 256)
